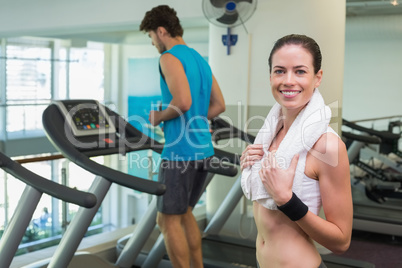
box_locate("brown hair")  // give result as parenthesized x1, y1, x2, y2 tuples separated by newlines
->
(268, 34, 322, 74)
(140, 5, 184, 37)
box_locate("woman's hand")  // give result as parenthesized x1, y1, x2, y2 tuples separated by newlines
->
(259, 153, 299, 205)
(240, 144, 264, 171)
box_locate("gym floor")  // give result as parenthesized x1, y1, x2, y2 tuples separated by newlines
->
(328, 230, 402, 268)
(11, 224, 402, 268)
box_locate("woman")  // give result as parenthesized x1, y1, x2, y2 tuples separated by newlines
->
(240, 34, 353, 268)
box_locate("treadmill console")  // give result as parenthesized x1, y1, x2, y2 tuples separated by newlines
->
(55, 100, 116, 137)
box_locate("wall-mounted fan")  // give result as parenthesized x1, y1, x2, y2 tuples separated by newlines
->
(202, 0, 257, 54)
(202, 0, 257, 29)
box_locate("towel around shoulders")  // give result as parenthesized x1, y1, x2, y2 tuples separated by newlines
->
(241, 88, 332, 210)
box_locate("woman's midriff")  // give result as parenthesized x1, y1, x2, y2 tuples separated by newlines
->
(254, 201, 322, 268)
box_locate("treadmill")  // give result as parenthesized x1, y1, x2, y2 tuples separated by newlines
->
(0, 151, 97, 268)
(38, 99, 237, 268)
(343, 119, 402, 237)
(113, 117, 244, 268)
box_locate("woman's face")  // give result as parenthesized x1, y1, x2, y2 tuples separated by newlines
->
(270, 44, 322, 114)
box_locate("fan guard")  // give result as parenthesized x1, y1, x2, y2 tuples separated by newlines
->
(202, 0, 257, 28)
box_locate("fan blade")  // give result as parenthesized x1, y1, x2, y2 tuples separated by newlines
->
(210, 0, 227, 8)
(234, 0, 252, 3)
(216, 11, 239, 25)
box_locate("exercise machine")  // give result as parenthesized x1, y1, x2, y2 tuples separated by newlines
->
(114, 117, 252, 268)
(343, 119, 401, 172)
(32, 99, 237, 268)
(343, 119, 402, 236)
(28, 99, 166, 267)
(0, 151, 97, 268)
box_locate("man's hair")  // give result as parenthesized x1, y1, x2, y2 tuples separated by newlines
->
(140, 5, 184, 37)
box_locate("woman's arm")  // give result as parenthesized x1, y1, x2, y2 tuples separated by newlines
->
(297, 133, 353, 254)
(258, 132, 353, 254)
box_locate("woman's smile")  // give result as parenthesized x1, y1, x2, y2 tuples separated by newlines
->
(280, 90, 302, 98)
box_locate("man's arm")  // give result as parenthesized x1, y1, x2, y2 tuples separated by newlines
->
(207, 75, 225, 119)
(149, 53, 191, 126)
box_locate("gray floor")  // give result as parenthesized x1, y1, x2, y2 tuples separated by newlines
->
(332, 230, 402, 268)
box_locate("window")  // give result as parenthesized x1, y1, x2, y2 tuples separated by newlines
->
(0, 38, 107, 258)
(69, 45, 104, 100)
(1, 39, 105, 139)
(5, 39, 52, 138)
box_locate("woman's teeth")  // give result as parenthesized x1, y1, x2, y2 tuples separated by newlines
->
(281, 90, 301, 96)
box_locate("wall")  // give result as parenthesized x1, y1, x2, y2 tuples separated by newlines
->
(110, 29, 209, 117)
(207, 0, 346, 138)
(343, 15, 402, 122)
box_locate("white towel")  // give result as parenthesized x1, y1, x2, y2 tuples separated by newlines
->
(241, 88, 331, 210)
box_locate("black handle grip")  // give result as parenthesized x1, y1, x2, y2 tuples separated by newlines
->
(206, 157, 238, 177)
(343, 119, 400, 142)
(210, 117, 256, 144)
(342, 131, 381, 144)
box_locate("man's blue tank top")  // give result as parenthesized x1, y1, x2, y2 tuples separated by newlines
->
(159, 45, 214, 161)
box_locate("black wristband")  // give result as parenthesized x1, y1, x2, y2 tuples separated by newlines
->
(277, 192, 308, 221)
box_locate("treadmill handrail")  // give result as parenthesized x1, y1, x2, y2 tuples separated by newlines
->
(74, 153, 165, 195)
(213, 147, 240, 166)
(342, 131, 382, 145)
(206, 156, 238, 177)
(42, 104, 166, 196)
(343, 118, 400, 142)
(211, 117, 256, 144)
(0, 152, 97, 208)
(208, 117, 258, 167)
(109, 109, 238, 177)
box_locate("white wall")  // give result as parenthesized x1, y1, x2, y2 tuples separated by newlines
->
(209, 0, 346, 129)
(0, 0, 206, 37)
(343, 15, 402, 122)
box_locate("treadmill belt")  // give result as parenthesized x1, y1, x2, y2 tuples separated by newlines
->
(202, 237, 375, 268)
(202, 238, 257, 268)
(322, 254, 375, 268)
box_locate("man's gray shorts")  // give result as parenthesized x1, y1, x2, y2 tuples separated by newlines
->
(157, 158, 210, 215)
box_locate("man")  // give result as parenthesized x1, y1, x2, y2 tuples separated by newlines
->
(140, 5, 225, 268)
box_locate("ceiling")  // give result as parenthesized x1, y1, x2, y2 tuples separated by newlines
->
(43, 0, 402, 45)
(346, 0, 402, 16)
